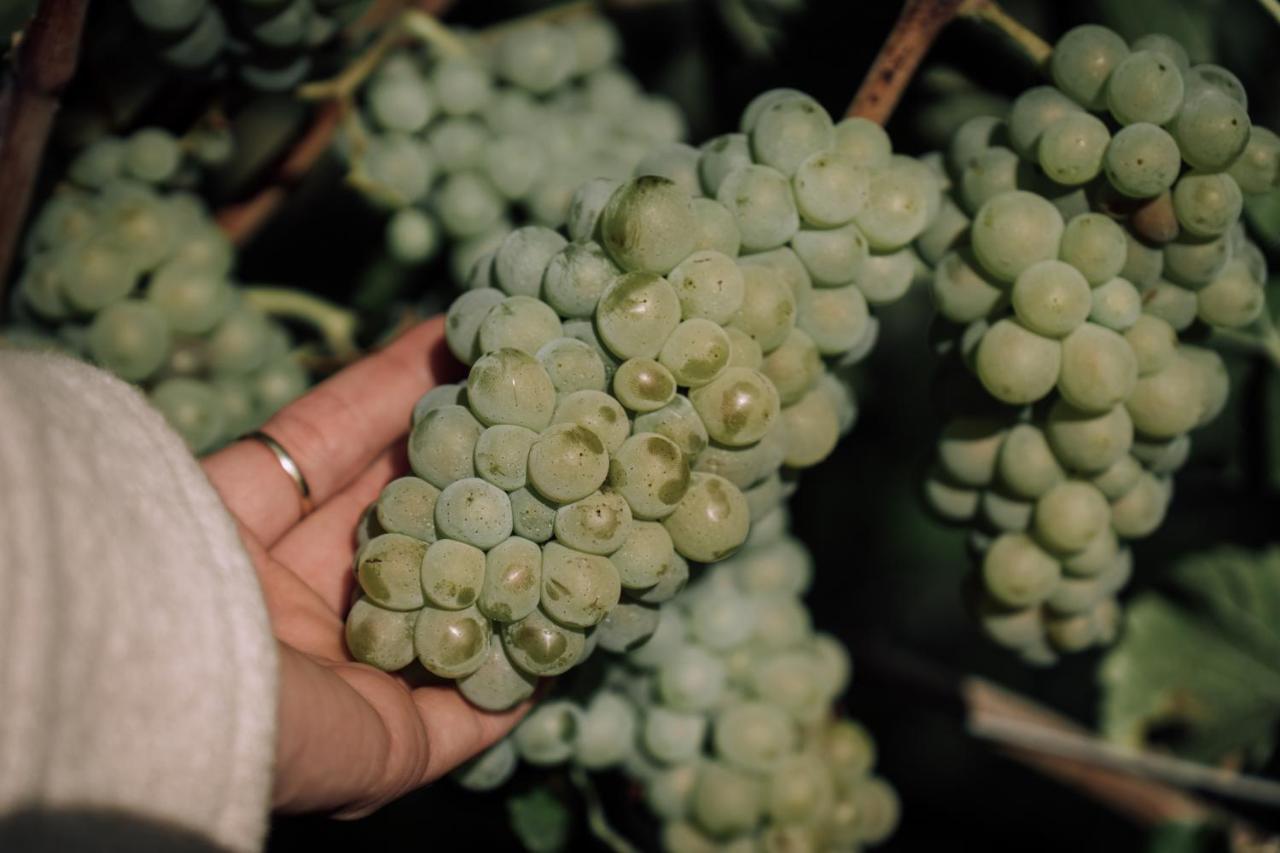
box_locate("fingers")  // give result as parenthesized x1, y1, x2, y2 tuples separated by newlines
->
(203, 315, 457, 547)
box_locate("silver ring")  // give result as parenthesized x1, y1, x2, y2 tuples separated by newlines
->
(245, 430, 315, 515)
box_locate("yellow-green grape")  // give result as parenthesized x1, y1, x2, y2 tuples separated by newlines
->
(1171, 89, 1250, 172)
(690, 366, 780, 447)
(466, 348, 556, 431)
(699, 132, 752, 196)
(525, 422, 610, 504)
(1051, 25, 1130, 109)
(717, 164, 800, 253)
(596, 599, 661, 653)
(823, 718, 876, 785)
(1124, 353, 1204, 438)
(982, 532, 1060, 607)
(855, 247, 916, 306)
(1106, 50, 1185, 125)
(609, 432, 691, 520)
(434, 478, 513, 550)
(767, 754, 834, 826)
(1181, 345, 1229, 428)
(834, 116, 892, 168)
(1227, 126, 1280, 193)
(1059, 213, 1127, 285)
(1124, 314, 1177, 375)
(492, 20, 573, 92)
(801, 284, 871, 357)
(58, 234, 139, 312)
(739, 246, 813, 306)
(414, 604, 491, 678)
(613, 357, 677, 412)
(1045, 399, 1133, 473)
(724, 326, 764, 369)
(86, 300, 171, 382)
(17, 255, 71, 320)
(542, 242, 617, 319)
(1103, 123, 1181, 197)
(473, 425, 537, 492)
(375, 476, 440, 543)
(357, 533, 427, 611)
(667, 250, 745, 325)
(853, 161, 936, 252)
(554, 490, 633, 555)
(1045, 610, 1099, 652)
(1173, 172, 1243, 239)
(690, 761, 763, 838)
(760, 328, 821, 406)
(790, 223, 868, 287)
(567, 176, 621, 243)
(974, 593, 1043, 650)
(477, 295, 563, 355)
(421, 539, 485, 609)
(124, 127, 181, 183)
(659, 319, 731, 388)
(1120, 228, 1164, 286)
(751, 650, 826, 721)
(1060, 526, 1121, 579)
(749, 93, 834, 176)
(970, 191, 1065, 283)
(938, 417, 1007, 488)
(633, 395, 710, 459)
(713, 700, 798, 774)
(509, 486, 557, 543)
(1132, 435, 1192, 474)
(611, 519, 677, 590)
(408, 404, 482, 488)
(690, 197, 742, 257)
(207, 305, 271, 375)
(552, 389, 630, 452)
(632, 550, 690, 604)
(730, 264, 797, 353)
(820, 372, 859, 437)
(1163, 233, 1232, 287)
(916, 196, 970, 268)
(536, 336, 606, 395)
(149, 379, 224, 453)
(792, 149, 869, 228)
(1057, 322, 1138, 413)
(539, 541, 620, 628)
(1034, 479, 1109, 553)
(1038, 113, 1110, 185)
(931, 249, 1004, 324)
(596, 272, 682, 360)
(345, 597, 417, 671)
(848, 778, 901, 845)
(1197, 258, 1264, 328)
(958, 146, 1024, 215)
(924, 471, 980, 522)
(975, 318, 1062, 405)
(663, 472, 750, 562)
(694, 424, 786, 489)
(1090, 454, 1143, 501)
(946, 114, 1004, 180)
(780, 387, 840, 468)
(446, 289, 506, 364)
(479, 536, 542, 622)
(982, 488, 1033, 533)
(457, 636, 538, 712)
(600, 176, 697, 274)
(249, 356, 306, 418)
(1008, 86, 1083, 159)
(1110, 472, 1169, 538)
(1011, 259, 1092, 338)
(636, 143, 701, 198)
(1089, 277, 1141, 331)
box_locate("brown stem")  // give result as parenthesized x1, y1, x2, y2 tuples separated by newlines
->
(0, 0, 89, 317)
(845, 0, 968, 122)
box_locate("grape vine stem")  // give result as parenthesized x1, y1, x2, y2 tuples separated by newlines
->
(1214, 313, 1280, 372)
(0, 0, 89, 318)
(568, 766, 639, 853)
(1256, 0, 1280, 27)
(241, 287, 362, 363)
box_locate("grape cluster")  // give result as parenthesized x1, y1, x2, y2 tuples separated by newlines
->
(456, 518, 899, 853)
(916, 26, 1276, 663)
(6, 128, 307, 453)
(127, 0, 368, 91)
(343, 89, 940, 701)
(338, 15, 686, 280)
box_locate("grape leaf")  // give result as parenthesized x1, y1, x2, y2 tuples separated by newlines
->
(508, 786, 571, 853)
(1100, 547, 1280, 766)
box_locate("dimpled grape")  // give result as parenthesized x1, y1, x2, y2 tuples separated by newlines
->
(434, 478, 513, 550)
(596, 272, 682, 360)
(668, 250, 745, 324)
(659, 319, 731, 388)
(798, 283, 870, 356)
(543, 242, 618, 319)
(409, 404, 482, 488)
(690, 198, 742, 257)
(1039, 113, 1110, 185)
(634, 395, 710, 459)
(600, 176, 697, 274)
(982, 532, 1060, 607)
(608, 432, 690, 520)
(971, 191, 1065, 282)
(717, 164, 800, 253)
(689, 366, 780, 447)
(420, 538, 485, 610)
(567, 177, 622, 243)
(345, 597, 417, 671)
(524, 422, 612, 505)
(537, 337, 606, 395)
(1124, 353, 1203, 438)
(1057, 323, 1138, 413)
(1059, 213, 1127, 286)
(539, 541, 621, 628)
(493, 226, 567, 297)
(614, 358, 677, 412)
(509, 486, 557, 543)
(1008, 86, 1082, 158)
(357, 533, 427, 611)
(376, 476, 440, 543)
(547, 391, 626, 456)
(467, 348, 556, 431)
(1088, 277, 1142, 331)
(478, 295, 563, 355)
(477, 536, 542, 623)
(1051, 25, 1130, 109)
(1046, 399, 1133, 473)
(414, 603, 490, 678)
(610, 519, 676, 590)
(663, 472, 750, 562)
(445, 288, 505, 364)
(730, 264, 797, 353)
(1012, 260, 1092, 338)
(86, 300, 170, 382)
(1104, 123, 1181, 198)
(554, 490, 633, 555)
(1172, 90, 1250, 172)
(792, 149, 869, 227)
(975, 319, 1061, 405)
(472, 424, 537, 492)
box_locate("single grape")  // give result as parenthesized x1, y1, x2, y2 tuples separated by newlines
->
(601, 176, 697, 275)
(466, 348, 557, 431)
(502, 607, 587, 676)
(1172, 172, 1243, 239)
(1106, 50, 1185, 125)
(551, 389, 630, 453)
(356, 533, 427, 611)
(149, 378, 225, 453)
(730, 264, 797, 353)
(554, 490, 633, 555)
(1089, 277, 1142, 331)
(613, 358, 678, 412)
(663, 472, 750, 562)
(376, 476, 440, 543)
(982, 532, 1060, 607)
(975, 318, 1062, 405)
(833, 116, 893, 168)
(1011, 259, 1092, 338)
(1008, 86, 1082, 159)
(1038, 113, 1110, 185)
(971, 191, 1065, 282)
(1051, 24, 1130, 108)
(717, 164, 800, 253)
(87, 299, 171, 382)
(408, 404, 482, 488)
(1104, 123, 1181, 198)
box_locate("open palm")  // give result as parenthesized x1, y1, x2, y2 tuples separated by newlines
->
(201, 316, 529, 818)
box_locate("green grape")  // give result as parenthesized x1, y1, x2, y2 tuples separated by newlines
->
(58, 234, 139, 312)
(150, 378, 225, 452)
(792, 149, 869, 227)
(690, 198, 742, 257)
(819, 371, 859, 436)
(833, 116, 893, 168)
(611, 520, 676, 589)
(724, 326, 763, 369)
(1171, 90, 1250, 172)
(609, 432, 690, 520)
(916, 197, 970, 267)
(930, 249, 1003, 324)
(975, 318, 1061, 405)
(714, 701, 796, 774)
(432, 55, 493, 116)
(537, 337, 606, 395)
(128, 0, 203, 32)
(1110, 472, 1170, 538)
(513, 699, 582, 764)
(790, 223, 867, 287)
(730, 264, 796, 353)
(408, 404, 482, 488)
(554, 490, 632, 555)
(359, 134, 434, 208)
(87, 300, 171, 382)
(631, 550, 690, 604)
(565, 16, 618, 73)
(466, 348, 556, 431)
(852, 161, 935, 252)
(596, 599, 661, 653)
(124, 128, 181, 185)
(376, 476, 439, 543)
(1011, 259, 1092, 338)
(505, 603, 588, 675)
(158, 6, 226, 69)
(946, 114, 1004, 177)
(643, 707, 707, 765)
(68, 138, 125, 190)
(527, 421, 610, 503)
(760, 328, 821, 406)
(1059, 213, 1127, 286)
(1227, 127, 1280, 193)
(367, 71, 434, 133)
(738, 246, 813, 306)
(694, 425, 785, 489)
(663, 472, 750, 563)
(484, 133, 546, 201)
(1162, 232, 1231, 286)
(975, 593, 1042, 649)
(542, 242, 617, 319)
(971, 191, 1065, 282)
(421, 539, 485, 609)
(1183, 63, 1248, 106)
(689, 367, 779, 447)
(656, 319, 730, 389)
(596, 272, 682, 360)
(212, 377, 256, 439)
(494, 226, 567, 298)
(457, 636, 538, 712)
(601, 176, 697, 274)
(1131, 33, 1189, 71)
(435, 171, 504, 237)
(1172, 172, 1242, 239)
(100, 187, 176, 269)
(1140, 280, 1198, 331)
(780, 387, 840, 468)
(735, 536, 812, 596)
(1057, 322, 1138, 413)
(982, 532, 1060, 607)
(1090, 454, 1143, 501)
(1046, 399, 1133, 473)
(1181, 344, 1229, 427)
(356, 533, 427, 611)
(749, 93, 834, 177)
(509, 486, 557, 543)
(659, 645, 728, 712)
(551, 389, 630, 452)
(958, 146, 1023, 215)
(1060, 524, 1122, 578)
(1051, 24, 1129, 109)
(574, 692, 637, 770)
(539, 541, 620, 628)
(717, 164, 800, 253)
(27, 191, 96, 253)
(1104, 123, 1181, 198)
(566, 177, 621, 244)
(668, 250, 745, 324)
(689, 587, 756, 650)
(432, 122, 489, 176)
(146, 262, 232, 334)
(937, 417, 1006, 488)
(478, 536, 541, 623)
(981, 488, 1033, 533)
(1038, 113, 1110, 185)
(635, 143, 702, 198)
(1131, 435, 1191, 474)
(996, 423, 1066, 500)
(847, 778, 901, 844)
(1034, 480, 1109, 554)
(1197, 258, 1264, 327)
(473, 424, 538, 492)
(414, 603, 490, 678)
(345, 596, 417, 671)
(1088, 277, 1141, 331)
(797, 282, 870, 355)
(613, 358, 677, 412)
(494, 21, 575, 94)
(1120, 228, 1164, 286)
(1124, 353, 1204, 438)
(1106, 50, 1185, 125)
(386, 207, 440, 264)
(1007, 86, 1082, 159)
(698, 133, 752, 197)
(855, 247, 916, 306)
(477, 295, 562, 356)
(750, 650, 825, 721)
(634, 395, 710, 459)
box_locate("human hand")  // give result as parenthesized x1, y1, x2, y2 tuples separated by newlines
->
(201, 316, 530, 818)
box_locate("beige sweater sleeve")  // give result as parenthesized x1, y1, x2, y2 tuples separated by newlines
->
(0, 350, 278, 852)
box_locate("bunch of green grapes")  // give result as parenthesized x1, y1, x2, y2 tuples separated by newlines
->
(916, 26, 1278, 664)
(126, 0, 371, 91)
(343, 89, 941, 704)
(6, 127, 307, 453)
(338, 14, 686, 280)
(455, 516, 899, 853)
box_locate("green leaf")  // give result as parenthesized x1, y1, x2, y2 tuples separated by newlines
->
(508, 786, 572, 853)
(1100, 547, 1280, 767)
